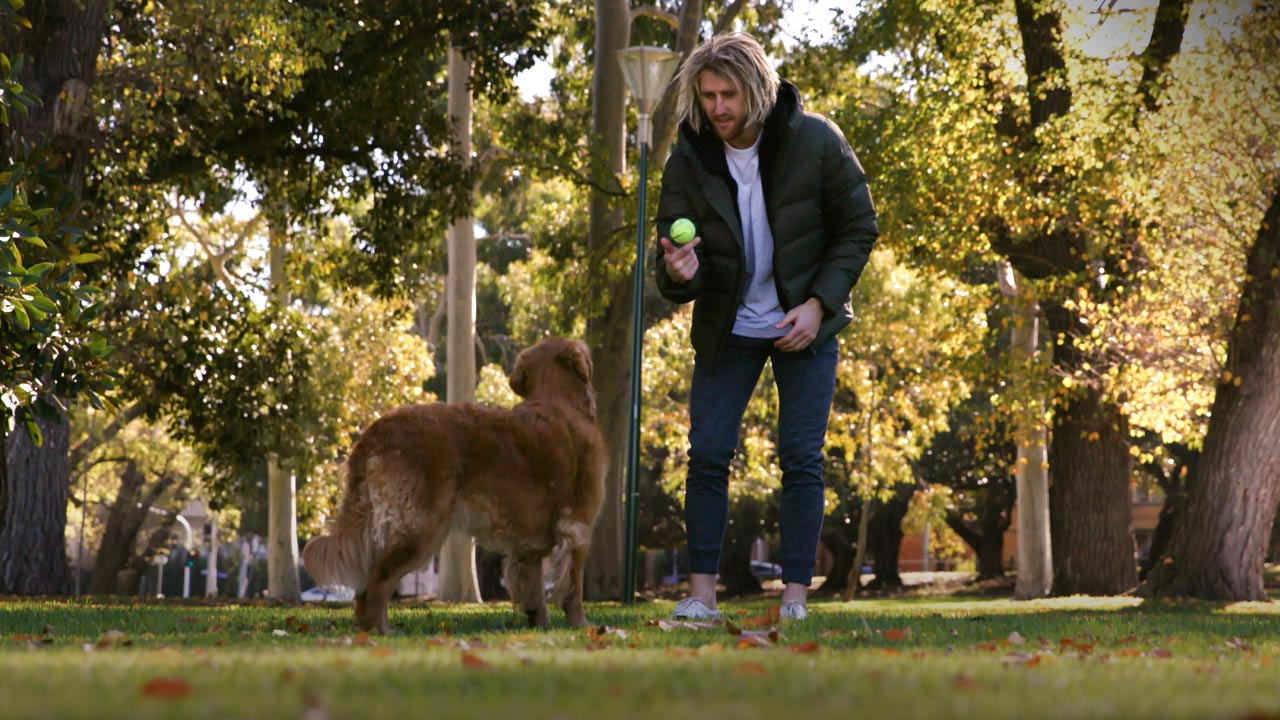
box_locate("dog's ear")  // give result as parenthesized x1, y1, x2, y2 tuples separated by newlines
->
(509, 353, 530, 397)
(558, 341, 592, 384)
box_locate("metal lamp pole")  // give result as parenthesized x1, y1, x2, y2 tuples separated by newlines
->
(616, 46, 680, 604)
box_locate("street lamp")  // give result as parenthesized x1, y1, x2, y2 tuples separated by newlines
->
(617, 45, 680, 604)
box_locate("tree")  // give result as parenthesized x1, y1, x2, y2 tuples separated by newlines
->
(436, 43, 481, 603)
(0, 0, 112, 595)
(581, 0, 758, 600)
(836, 0, 1193, 595)
(1143, 5, 1280, 599)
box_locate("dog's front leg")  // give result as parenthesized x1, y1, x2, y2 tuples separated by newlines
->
(507, 556, 550, 629)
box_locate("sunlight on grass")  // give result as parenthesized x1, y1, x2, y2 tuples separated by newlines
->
(2, 595, 1280, 719)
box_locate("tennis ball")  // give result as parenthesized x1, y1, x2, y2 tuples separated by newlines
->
(670, 218, 697, 245)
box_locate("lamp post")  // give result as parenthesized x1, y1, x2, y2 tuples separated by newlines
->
(616, 45, 680, 604)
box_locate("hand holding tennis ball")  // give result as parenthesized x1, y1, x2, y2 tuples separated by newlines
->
(660, 218, 700, 283)
(670, 218, 697, 245)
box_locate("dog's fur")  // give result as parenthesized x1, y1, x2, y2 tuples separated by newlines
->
(302, 337, 607, 633)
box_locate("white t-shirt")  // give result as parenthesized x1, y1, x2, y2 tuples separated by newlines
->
(724, 135, 785, 337)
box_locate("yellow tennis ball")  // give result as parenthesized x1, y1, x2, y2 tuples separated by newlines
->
(670, 218, 696, 245)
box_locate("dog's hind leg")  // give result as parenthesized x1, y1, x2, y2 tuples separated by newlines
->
(505, 554, 549, 628)
(358, 531, 441, 634)
(560, 544, 591, 628)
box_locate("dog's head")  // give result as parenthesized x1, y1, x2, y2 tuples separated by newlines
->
(509, 337, 596, 416)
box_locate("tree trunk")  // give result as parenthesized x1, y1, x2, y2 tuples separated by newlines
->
(0, 417, 71, 594)
(1005, 0, 1186, 599)
(88, 460, 146, 595)
(267, 453, 301, 600)
(866, 489, 910, 590)
(720, 498, 763, 596)
(1047, 384, 1137, 595)
(0, 0, 108, 598)
(266, 209, 302, 601)
(582, 0, 633, 602)
(998, 263, 1053, 597)
(438, 43, 482, 603)
(1144, 182, 1280, 600)
(944, 486, 1013, 581)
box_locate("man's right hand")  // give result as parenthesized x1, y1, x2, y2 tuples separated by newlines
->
(660, 236, 701, 283)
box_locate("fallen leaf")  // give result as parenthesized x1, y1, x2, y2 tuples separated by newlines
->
(952, 673, 979, 691)
(735, 636, 771, 650)
(461, 652, 490, 669)
(884, 628, 911, 642)
(733, 661, 769, 676)
(665, 647, 697, 657)
(140, 677, 192, 699)
(301, 688, 329, 720)
(1007, 631, 1025, 646)
(1150, 647, 1173, 658)
(788, 642, 821, 654)
(1000, 651, 1034, 665)
(370, 647, 395, 658)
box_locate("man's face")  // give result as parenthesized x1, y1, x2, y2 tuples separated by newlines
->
(697, 70, 758, 149)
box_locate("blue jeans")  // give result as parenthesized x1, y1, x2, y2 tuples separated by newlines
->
(684, 333, 838, 586)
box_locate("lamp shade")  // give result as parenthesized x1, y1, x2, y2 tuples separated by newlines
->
(617, 45, 681, 115)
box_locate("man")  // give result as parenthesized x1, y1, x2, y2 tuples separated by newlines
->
(654, 33, 878, 621)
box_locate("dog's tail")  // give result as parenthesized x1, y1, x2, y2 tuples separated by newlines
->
(302, 450, 374, 592)
(545, 541, 575, 606)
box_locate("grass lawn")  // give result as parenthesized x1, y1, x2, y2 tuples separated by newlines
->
(3, 591, 1280, 719)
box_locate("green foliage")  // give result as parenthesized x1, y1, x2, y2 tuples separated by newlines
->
(0, 7, 114, 442)
(95, 0, 556, 297)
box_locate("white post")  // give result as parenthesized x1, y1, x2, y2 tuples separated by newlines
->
(174, 514, 193, 598)
(205, 513, 219, 597)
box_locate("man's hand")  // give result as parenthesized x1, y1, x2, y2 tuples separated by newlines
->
(660, 236, 700, 283)
(774, 297, 823, 351)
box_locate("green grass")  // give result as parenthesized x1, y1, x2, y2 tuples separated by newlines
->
(4, 594, 1280, 719)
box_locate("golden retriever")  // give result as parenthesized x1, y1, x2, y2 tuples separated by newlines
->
(302, 337, 607, 633)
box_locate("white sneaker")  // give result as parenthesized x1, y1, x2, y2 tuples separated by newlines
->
(779, 600, 807, 621)
(672, 597, 722, 621)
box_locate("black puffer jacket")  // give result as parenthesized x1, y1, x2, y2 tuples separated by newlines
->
(654, 81, 879, 369)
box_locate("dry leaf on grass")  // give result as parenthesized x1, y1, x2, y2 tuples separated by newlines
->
(733, 662, 769, 676)
(461, 651, 490, 669)
(884, 628, 911, 642)
(140, 677, 192, 699)
(788, 642, 821, 654)
(953, 673, 980, 691)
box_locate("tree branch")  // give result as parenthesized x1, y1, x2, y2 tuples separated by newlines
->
(713, 0, 749, 35)
(631, 4, 679, 28)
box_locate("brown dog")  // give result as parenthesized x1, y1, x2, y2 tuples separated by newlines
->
(302, 337, 607, 633)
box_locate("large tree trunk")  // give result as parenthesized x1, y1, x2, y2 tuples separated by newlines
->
(1144, 182, 1280, 600)
(0, 417, 71, 594)
(438, 44, 481, 602)
(0, 0, 108, 598)
(1047, 382, 1137, 595)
